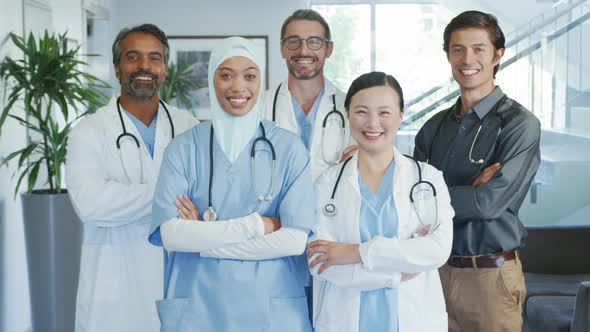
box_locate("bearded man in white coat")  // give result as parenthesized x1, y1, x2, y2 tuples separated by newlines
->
(65, 23, 198, 332)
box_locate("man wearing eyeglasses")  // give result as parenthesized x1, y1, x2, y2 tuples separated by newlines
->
(262, 9, 354, 181)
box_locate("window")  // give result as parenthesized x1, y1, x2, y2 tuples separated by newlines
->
(312, 1, 590, 227)
(312, 4, 371, 91)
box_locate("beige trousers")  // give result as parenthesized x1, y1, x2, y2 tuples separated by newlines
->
(439, 256, 527, 332)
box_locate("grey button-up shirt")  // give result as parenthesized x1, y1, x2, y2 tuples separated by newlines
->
(414, 87, 541, 256)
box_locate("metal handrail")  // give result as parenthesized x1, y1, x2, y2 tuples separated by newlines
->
(402, 3, 590, 128)
(404, 0, 588, 110)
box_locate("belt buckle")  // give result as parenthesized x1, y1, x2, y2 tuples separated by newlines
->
(492, 256, 505, 268)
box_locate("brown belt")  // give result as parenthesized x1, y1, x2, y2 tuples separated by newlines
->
(447, 250, 517, 268)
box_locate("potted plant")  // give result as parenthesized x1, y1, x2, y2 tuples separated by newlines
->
(159, 61, 198, 113)
(0, 31, 109, 332)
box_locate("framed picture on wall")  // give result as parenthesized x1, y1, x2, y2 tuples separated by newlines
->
(167, 35, 269, 120)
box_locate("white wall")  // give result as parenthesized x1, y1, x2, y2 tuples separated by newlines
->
(1, 1, 29, 331)
(1, 1, 29, 330)
(0, 0, 87, 330)
(105, 0, 309, 90)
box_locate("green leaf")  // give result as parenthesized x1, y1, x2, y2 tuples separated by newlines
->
(1, 146, 29, 168)
(17, 143, 39, 168)
(13, 161, 37, 198)
(9, 33, 25, 52)
(27, 161, 41, 193)
(0, 90, 21, 130)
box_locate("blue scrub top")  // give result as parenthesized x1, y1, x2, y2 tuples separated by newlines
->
(291, 89, 324, 150)
(123, 109, 158, 158)
(358, 161, 399, 332)
(149, 120, 316, 332)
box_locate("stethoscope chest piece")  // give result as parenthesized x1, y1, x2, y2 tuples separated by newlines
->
(203, 207, 217, 222)
(323, 201, 337, 217)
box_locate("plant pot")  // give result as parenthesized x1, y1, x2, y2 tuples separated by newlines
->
(21, 191, 82, 332)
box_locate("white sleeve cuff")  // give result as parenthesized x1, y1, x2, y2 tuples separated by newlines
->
(359, 239, 374, 270)
(249, 213, 265, 237)
(389, 273, 401, 288)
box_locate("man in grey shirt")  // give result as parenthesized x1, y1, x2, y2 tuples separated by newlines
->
(413, 11, 540, 332)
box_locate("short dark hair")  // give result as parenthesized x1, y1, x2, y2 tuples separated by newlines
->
(345, 72, 404, 111)
(443, 10, 505, 76)
(112, 23, 169, 67)
(281, 9, 331, 41)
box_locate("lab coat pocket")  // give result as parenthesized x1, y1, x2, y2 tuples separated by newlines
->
(270, 296, 313, 332)
(155, 298, 192, 332)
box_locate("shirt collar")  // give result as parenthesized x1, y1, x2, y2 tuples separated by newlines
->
(452, 86, 505, 120)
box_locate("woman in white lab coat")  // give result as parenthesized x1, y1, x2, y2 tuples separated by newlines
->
(307, 71, 454, 332)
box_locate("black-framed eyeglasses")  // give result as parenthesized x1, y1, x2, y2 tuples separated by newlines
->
(282, 36, 330, 51)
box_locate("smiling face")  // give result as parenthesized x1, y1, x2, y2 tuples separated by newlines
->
(280, 19, 333, 80)
(213, 56, 261, 117)
(347, 85, 403, 155)
(447, 27, 504, 96)
(115, 32, 167, 100)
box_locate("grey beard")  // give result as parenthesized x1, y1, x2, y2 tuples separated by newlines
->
(121, 80, 159, 100)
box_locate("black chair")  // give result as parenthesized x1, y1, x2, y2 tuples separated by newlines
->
(520, 226, 590, 332)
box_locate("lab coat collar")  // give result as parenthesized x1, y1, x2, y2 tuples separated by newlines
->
(340, 146, 413, 183)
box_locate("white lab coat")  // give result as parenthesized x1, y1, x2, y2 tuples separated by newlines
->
(65, 96, 198, 332)
(310, 147, 454, 332)
(261, 79, 351, 180)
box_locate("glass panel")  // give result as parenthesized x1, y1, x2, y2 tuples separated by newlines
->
(375, 4, 455, 102)
(312, 4, 371, 92)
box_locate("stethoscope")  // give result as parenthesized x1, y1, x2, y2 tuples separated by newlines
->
(116, 97, 175, 183)
(272, 83, 346, 165)
(323, 155, 439, 233)
(426, 96, 506, 165)
(202, 122, 276, 222)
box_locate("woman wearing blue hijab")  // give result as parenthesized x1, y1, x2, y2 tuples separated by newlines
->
(149, 37, 315, 332)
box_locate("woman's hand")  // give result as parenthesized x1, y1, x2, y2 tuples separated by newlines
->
(175, 194, 200, 221)
(262, 217, 281, 234)
(307, 240, 361, 273)
(340, 144, 358, 162)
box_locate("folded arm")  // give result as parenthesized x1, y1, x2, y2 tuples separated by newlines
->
(160, 213, 266, 252)
(307, 232, 401, 291)
(201, 227, 307, 260)
(66, 121, 155, 225)
(173, 194, 306, 259)
(359, 172, 454, 274)
(449, 117, 541, 221)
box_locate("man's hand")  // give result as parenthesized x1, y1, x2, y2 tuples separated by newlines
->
(307, 240, 361, 273)
(262, 217, 281, 234)
(412, 224, 431, 238)
(472, 162, 501, 187)
(402, 273, 420, 281)
(176, 194, 200, 221)
(340, 145, 358, 162)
